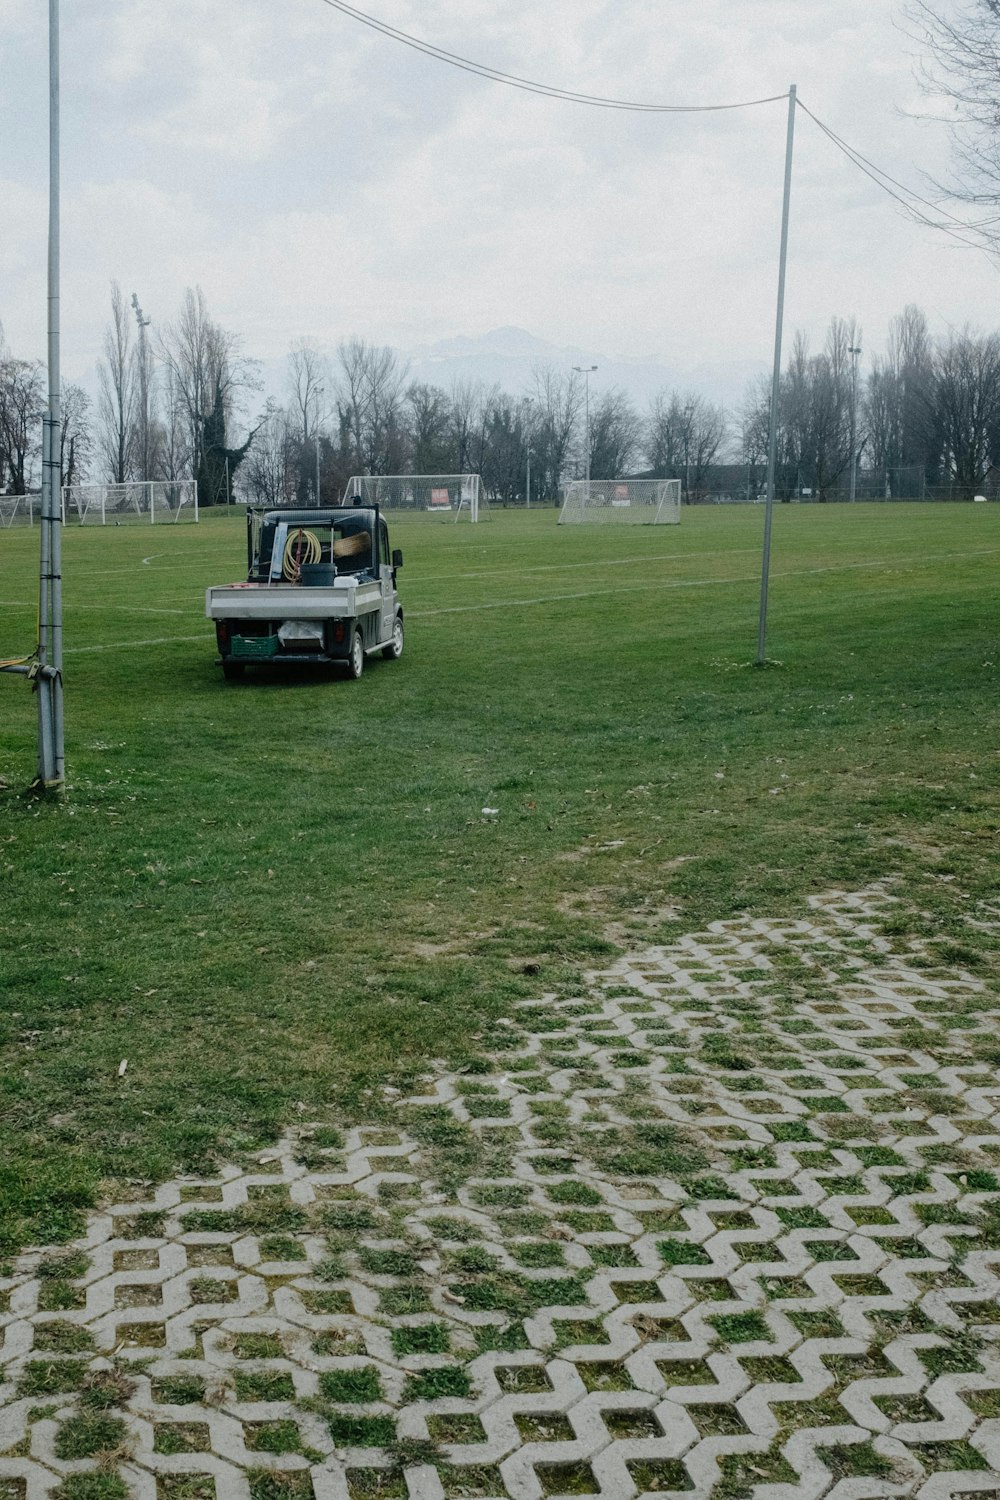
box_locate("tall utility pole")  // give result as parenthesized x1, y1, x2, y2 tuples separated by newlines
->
(573, 365, 597, 505)
(37, 0, 64, 788)
(526, 448, 531, 510)
(756, 84, 797, 668)
(848, 344, 862, 503)
(2, 0, 62, 781)
(131, 292, 152, 481)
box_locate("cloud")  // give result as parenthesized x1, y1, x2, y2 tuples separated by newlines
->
(3, 0, 998, 395)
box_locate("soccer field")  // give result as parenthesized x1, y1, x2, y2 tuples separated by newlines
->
(1, 502, 999, 1250)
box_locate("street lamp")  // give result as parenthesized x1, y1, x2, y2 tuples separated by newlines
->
(848, 346, 862, 504)
(526, 446, 532, 510)
(573, 365, 598, 505)
(313, 385, 324, 506)
(683, 401, 695, 503)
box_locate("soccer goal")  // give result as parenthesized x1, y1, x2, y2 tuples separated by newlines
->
(558, 478, 681, 525)
(61, 480, 199, 525)
(344, 474, 490, 522)
(0, 494, 39, 528)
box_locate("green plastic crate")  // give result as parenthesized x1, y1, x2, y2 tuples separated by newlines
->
(230, 634, 279, 659)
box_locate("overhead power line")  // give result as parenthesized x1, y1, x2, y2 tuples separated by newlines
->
(796, 99, 997, 256)
(317, 0, 788, 113)
(317, 0, 999, 260)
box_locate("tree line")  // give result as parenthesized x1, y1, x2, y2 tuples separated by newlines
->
(241, 340, 730, 508)
(742, 307, 1000, 501)
(0, 284, 257, 506)
(4, 289, 1000, 505)
(0, 286, 729, 506)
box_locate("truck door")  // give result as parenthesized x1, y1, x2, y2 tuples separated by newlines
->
(378, 520, 395, 642)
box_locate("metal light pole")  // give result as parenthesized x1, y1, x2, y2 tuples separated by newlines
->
(131, 292, 152, 481)
(526, 448, 531, 510)
(848, 345, 862, 503)
(314, 384, 324, 506)
(756, 84, 797, 668)
(684, 402, 694, 502)
(573, 365, 597, 506)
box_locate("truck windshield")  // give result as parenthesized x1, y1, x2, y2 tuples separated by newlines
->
(252, 518, 376, 582)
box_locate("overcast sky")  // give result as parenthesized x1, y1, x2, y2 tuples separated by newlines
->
(1, 0, 996, 397)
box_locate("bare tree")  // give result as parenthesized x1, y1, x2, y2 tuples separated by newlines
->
(287, 341, 327, 438)
(933, 326, 1000, 492)
(864, 360, 896, 490)
(688, 399, 729, 492)
(531, 365, 582, 499)
(97, 280, 136, 483)
(60, 383, 93, 489)
(647, 392, 688, 477)
(739, 377, 772, 499)
(241, 401, 296, 507)
(648, 392, 728, 492)
(287, 341, 328, 503)
(778, 320, 859, 499)
(447, 380, 491, 476)
(159, 287, 256, 488)
(907, 0, 1000, 208)
(335, 338, 409, 476)
(481, 393, 533, 503)
(587, 389, 643, 480)
(865, 305, 936, 494)
(0, 349, 44, 494)
(156, 364, 189, 482)
(408, 382, 453, 473)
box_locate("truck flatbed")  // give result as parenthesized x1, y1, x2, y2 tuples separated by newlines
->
(205, 578, 382, 621)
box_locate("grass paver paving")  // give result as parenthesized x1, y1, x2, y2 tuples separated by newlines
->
(1, 886, 1000, 1495)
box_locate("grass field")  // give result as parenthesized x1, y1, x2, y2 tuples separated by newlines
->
(1, 502, 998, 1256)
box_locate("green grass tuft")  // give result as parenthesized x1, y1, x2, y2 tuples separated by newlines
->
(319, 1367, 383, 1404)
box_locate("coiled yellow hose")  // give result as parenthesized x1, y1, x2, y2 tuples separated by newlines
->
(282, 528, 322, 582)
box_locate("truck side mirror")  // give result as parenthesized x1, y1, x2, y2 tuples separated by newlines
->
(392, 549, 403, 569)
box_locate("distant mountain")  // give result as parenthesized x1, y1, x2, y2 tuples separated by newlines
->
(404, 327, 766, 411)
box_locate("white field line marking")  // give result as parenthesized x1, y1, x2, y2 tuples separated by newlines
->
(0, 599, 187, 615)
(142, 553, 165, 566)
(64, 545, 1000, 654)
(415, 545, 765, 583)
(410, 547, 1000, 618)
(2, 597, 185, 615)
(88, 603, 187, 615)
(65, 634, 206, 655)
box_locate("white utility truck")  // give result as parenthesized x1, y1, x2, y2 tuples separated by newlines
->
(205, 505, 404, 681)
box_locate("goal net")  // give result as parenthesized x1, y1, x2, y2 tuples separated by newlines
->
(558, 478, 681, 525)
(344, 474, 490, 522)
(0, 494, 39, 528)
(61, 480, 199, 525)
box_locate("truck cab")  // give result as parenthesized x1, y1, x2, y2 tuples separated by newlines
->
(205, 505, 404, 680)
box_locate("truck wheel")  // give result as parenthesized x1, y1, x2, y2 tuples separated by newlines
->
(222, 661, 245, 681)
(347, 629, 365, 680)
(383, 614, 404, 661)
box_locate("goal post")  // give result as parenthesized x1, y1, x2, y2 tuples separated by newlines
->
(61, 480, 199, 525)
(0, 494, 39, 528)
(344, 474, 490, 522)
(558, 478, 681, 525)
